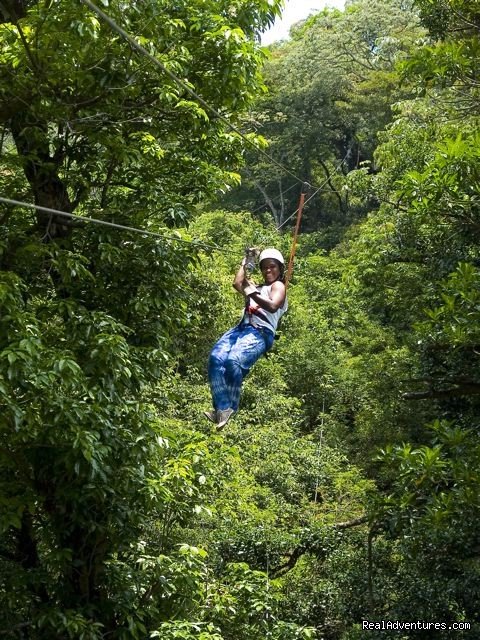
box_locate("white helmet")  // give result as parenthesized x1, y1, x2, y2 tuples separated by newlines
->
(259, 248, 285, 266)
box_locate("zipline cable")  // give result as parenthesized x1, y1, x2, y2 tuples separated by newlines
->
(282, 153, 349, 286)
(1, 150, 346, 258)
(278, 184, 320, 233)
(276, 153, 349, 232)
(79, 0, 308, 188)
(0, 175, 333, 255)
(2, 4, 351, 263)
(250, 181, 300, 215)
(0, 196, 225, 251)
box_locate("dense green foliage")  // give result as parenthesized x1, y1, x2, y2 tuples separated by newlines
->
(1, 0, 480, 638)
(220, 0, 426, 240)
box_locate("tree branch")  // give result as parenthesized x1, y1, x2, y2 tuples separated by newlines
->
(318, 159, 345, 212)
(100, 159, 117, 209)
(270, 516, 368, 578)
(402, 382, 480, 400)
(0, 0, 28, 23)
(15, 19, 38, 71)
(0, 621, 32, 636)
(244, 168, 280, 225)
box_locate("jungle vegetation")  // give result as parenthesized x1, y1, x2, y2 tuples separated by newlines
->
(0, 0, 479, 638)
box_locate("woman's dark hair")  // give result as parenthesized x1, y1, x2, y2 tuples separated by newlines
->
(277, 260, 286, 283)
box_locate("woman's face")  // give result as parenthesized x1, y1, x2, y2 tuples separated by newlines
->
(261, 259, 281, 284)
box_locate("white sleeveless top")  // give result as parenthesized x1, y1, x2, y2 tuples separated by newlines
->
(242, 283, 288, 333)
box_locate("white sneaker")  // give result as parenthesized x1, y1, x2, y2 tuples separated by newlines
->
(216, 408, 234, 430)
(203, 410, 217, 424)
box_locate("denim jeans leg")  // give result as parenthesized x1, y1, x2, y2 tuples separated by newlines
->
(208, 326, 241, 410)
(224, 326, 271, 411)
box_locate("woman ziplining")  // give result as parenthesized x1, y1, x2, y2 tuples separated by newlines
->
(204, 248, 288, 430)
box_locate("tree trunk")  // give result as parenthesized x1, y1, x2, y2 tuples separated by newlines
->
(0, 0, 29, 23)
(10, 114, 73, 240)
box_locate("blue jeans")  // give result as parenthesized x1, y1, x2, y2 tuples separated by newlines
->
(208, 324, 274, 411)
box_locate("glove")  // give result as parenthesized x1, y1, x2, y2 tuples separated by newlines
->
(243, 283, 257, 296)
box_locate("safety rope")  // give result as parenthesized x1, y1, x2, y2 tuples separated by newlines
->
(281, 153, 349, 287)
(314, 397, 325, 504)
(284, 183, 308, 288)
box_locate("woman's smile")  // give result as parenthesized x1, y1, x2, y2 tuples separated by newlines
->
(261, 259, 280, 283)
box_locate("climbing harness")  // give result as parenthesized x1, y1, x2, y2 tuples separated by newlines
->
(243, 287, 279, 351)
